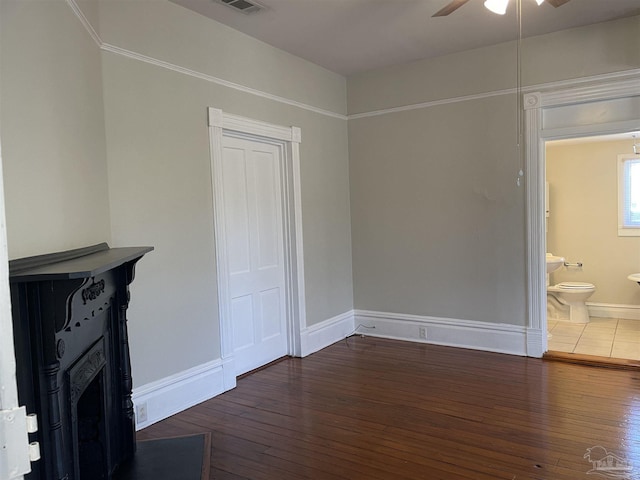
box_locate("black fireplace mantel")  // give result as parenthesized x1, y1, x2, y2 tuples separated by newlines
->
(10, 243, 153, 480)
(9, 242, 153, 281)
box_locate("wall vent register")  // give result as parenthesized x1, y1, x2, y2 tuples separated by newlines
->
(216, 0, 264, 14)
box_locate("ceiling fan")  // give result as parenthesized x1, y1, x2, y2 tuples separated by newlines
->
(433, 0, 571, 17)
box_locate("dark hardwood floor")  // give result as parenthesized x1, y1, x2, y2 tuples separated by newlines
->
(136, 336, 640, 479)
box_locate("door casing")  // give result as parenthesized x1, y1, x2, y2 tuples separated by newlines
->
(524, 75, 640, 357)
(208, 108, 305, 389)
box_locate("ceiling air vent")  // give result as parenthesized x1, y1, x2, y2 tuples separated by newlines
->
(216, 0, 264, 14)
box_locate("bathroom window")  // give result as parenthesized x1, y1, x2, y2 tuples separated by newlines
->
(618, 154, 640, 236)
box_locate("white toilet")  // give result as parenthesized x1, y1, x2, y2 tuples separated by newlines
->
(547, 282, 596, 324)
(545, 253, 595, 324)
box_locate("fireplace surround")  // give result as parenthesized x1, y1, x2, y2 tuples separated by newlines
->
(9, 243, 152, 480)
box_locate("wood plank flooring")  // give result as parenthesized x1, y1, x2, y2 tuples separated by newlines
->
(136, 337, 640, 479)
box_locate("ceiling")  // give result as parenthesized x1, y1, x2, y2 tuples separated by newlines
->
(169, 0, 640, 76)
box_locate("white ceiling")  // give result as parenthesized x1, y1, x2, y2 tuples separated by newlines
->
(169, 0, 640, 76)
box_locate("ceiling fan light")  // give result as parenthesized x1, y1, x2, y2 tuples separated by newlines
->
(484, 0, 509, 14)
(535, 0, 544, 5)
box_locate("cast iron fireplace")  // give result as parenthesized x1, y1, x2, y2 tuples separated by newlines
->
(9, 243, 152, 480)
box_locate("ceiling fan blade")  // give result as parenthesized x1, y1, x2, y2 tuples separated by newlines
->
(432, 0, 472, 17)
(545, 0, 571, 7)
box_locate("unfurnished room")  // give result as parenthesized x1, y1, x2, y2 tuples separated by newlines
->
(0, 0, 639, 478)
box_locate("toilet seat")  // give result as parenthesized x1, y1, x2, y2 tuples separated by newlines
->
(556, 282, 595, 290)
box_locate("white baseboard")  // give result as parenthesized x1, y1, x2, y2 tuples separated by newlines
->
(526, 328, 545, 358)
(132, 309, 532, 431)
(132, 311, 355, 430)
(300, 310, 355, 357)
(588, 302, 640, 321)
(132, 359, 230, 430)
(354, 310, 528, 356)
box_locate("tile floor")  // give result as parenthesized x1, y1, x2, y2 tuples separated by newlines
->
(547, 317, 640, 360)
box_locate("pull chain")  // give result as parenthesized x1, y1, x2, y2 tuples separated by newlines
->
(516, 0, 524, 186)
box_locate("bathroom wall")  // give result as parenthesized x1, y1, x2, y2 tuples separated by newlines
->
(546, 138, 640, 307)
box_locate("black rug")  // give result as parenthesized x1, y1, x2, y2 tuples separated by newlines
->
(114, 433, 211, 480)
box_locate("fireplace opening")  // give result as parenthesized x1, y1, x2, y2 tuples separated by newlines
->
(70, 338, 110, 480)
(77, 370, 107, 478)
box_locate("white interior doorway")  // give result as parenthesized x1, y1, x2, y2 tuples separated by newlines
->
(544, 133, 640, 359)
(208, 108, 306, 388)
(524, 75, 640, 357)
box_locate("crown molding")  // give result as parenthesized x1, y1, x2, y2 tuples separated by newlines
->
(65, 0, 638, 123)
(65, 0, 102, 46)
(348, 69, 640, 120)
(65, 0, 347, 121)
(348, 88, 515, 120)
(537, 75, 640, 108)
(100, 43, 347, 120)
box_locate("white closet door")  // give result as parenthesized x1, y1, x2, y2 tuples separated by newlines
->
(221, 135, 287, 376)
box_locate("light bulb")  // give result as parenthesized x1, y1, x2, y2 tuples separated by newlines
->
(484, 0, 509, 15)
(535, 0, 544, 5)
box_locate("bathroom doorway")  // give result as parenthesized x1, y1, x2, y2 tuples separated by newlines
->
(544, 132, 640, 362)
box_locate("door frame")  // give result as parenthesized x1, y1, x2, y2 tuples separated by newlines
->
(524, 74, 640, 357)
(1, 132, 31, 480)
(207, 108, 305, 388)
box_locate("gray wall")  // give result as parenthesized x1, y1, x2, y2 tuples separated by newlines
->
(1, 0, 353, 387)
(0, 1, 111, 259)
(1, 0, 638, 388)
(99, 1, 353, 384)
(348, 16, 640, 114)
(349, 97, 525, 324)
(547, 139, 640, 306)
(97, 0, 346, 116)
(347, 16, 640, 326)
(101, 54, 353, 383)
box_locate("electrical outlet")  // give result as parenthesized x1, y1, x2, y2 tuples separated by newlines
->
(136, 402, 148, 423)
(419, 327, 427, 339)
